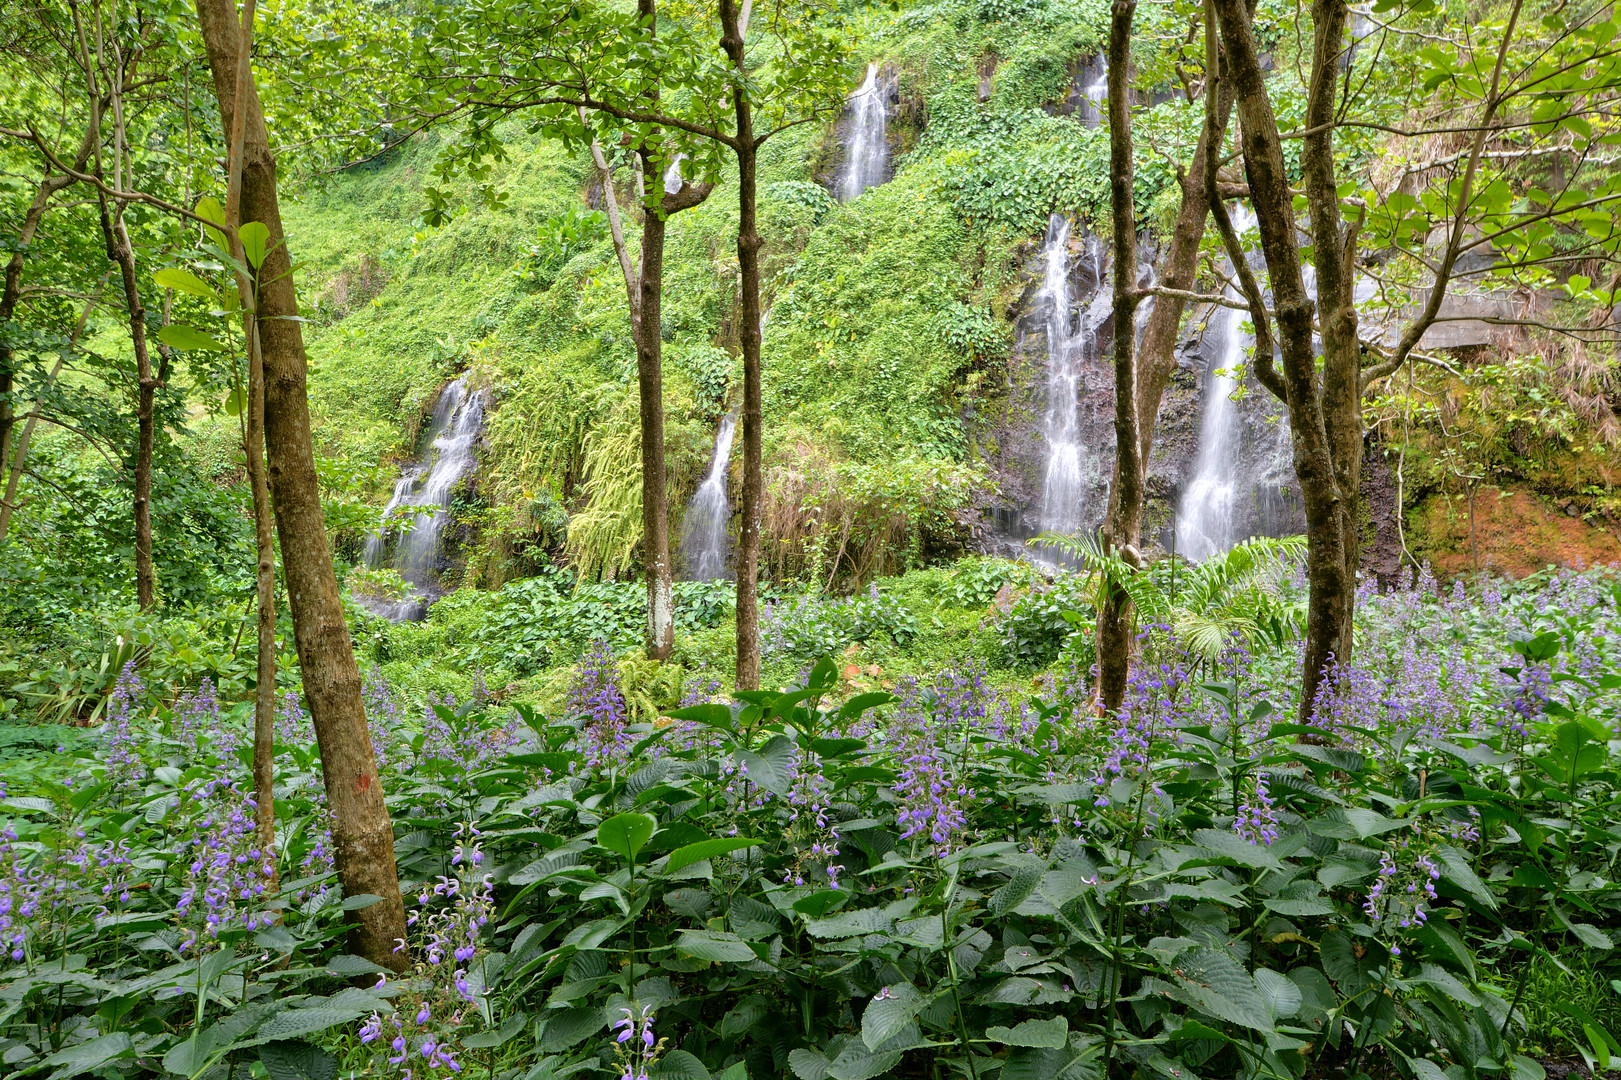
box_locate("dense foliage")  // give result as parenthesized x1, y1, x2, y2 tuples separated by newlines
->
(3, 567, 1620, 1080)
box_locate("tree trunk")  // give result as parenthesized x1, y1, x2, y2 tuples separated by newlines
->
(1097, 0, 1143, 713)
(1210, 0, 1352, 719)
(247, 324, 277, 864)
(193, 0, 407, 971)
(92, 193, 158, 610)
(634, 202, 676, 660)
(719, 0, 763, 691)
(0, 289, 101, 543)
(1094, 21, 1241, 713)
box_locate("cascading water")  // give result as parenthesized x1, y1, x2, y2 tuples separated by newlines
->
(1072, 53, 1109, 127)
(663, 154, 686, 196)
(1037, 214, 1107, 539)
(1176, 206, 1304, 559)
(361, 374, 488, 620)
(1175, 211, 1255, 560)
(681, 412, 738, 580)
(836, 63, 892, 202)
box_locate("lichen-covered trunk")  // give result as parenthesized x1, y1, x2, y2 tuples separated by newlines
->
(95, 198, 157, 610)
(720, 0, 763, 691)
(635, 206, 675, 660)
(1097, 0, 1143, 713)
(245, 325, 277, 866)
(194, 0, 408, 971)
(1095, 59, 1239, 713)
(1211, 0, 1356, 721)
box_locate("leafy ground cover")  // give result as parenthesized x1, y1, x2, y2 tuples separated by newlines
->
(1, 564, 1619, 1079)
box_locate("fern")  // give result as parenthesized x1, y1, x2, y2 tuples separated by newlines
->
(1032, 532, 1307, 661)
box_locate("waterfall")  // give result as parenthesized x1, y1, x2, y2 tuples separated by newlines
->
(837, 63, 892, 202)
(1073, 54, 1108, 127)
(681, 412, 738, 580)
(663, 154, 686, 196)
(1177, 206, 1290, 560)
(361, 374, 488, 620)
(1037, 215, 1106, 538)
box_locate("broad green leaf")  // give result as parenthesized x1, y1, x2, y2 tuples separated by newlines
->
(40, 1033, 133, 1080)
(986, 1016, 1068, 1047)
(240, 221, 272, 269)
(154, 267, 219, 301)
(826, 1040, 903, 1080)
(260, 1041, 338, 1080)
(157, 324, 227, 352)
(788, 1049, 831, 1080)
(666, 837, 759, 873)
(1187, 828, 1284, 870)
(1170, 945, 1273, 1031)
(861, 983, 924, 1050)
(1434, 844, 1497, 910)
(675, 929, 757, 962)
(598, 812, 657, 862)
(224, 387, 246, 416)
(195, 195, 229, 250)
(538, 1007, 605, 1051)
(653, 1050, 711, 1080)
(1255, 968, 1302, 1019)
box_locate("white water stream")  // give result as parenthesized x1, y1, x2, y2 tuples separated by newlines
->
(1176, 207, 1258, 560)
(681, 412, 739, 580)
(1037, 215, 1106, 537)
(362, 374, 487, 619)
(837, 64, 892, 202)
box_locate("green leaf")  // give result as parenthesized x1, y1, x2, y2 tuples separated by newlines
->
(260, 1041, 338, 1080)
(537, 1007, 605, 1051)
(240, 221, 272, 269)
(224, 387, 246, 416)
(462, 1014, 528, 1049)
(40, 1033, 133, 1080)
(1169, 945, 1273, 1031)
(195, 195, 230, 250)
(861, 983, 924, 1050)
(792, 890, 845, 918)
(340, 893, 384, 911)
(804, 907, 893, 939)
(826, 1041, 903, 1080)
(154, 267, 219, 301)
(788, 1049, 831, 1080)
(1255, 968, 1302, 1020)
(257, 1006, 372, 1042)
(599, 812, 657, 862)
(1434, 844, 1497, 910)
(157, 324, 227, 352)
(666, 837, 759, 873)
(987, 1016, 1068, 1047)
(653, 1050, 711, 1080)
(675, 929, 757, 962)
(1187, 829, 1284, 870)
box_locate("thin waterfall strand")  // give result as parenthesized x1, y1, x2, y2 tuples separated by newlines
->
(837, 64, 892, 202)
(681, 412, 738, 580)
(362, 374, 487, 619)
(1037, 215, 1104, 536)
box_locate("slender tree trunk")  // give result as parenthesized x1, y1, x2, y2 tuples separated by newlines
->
(0, 288, 102, 542)
(1094, 17, 1242, 713)
(220, 0, 278, 866)
(193, 0, 407, 970)
(1210, 0, 1350, 718)
(91, 192, 158, 609)
(1097, 0, 1144, 712)
(719, 0, 763, 691)
(247, 329, 277, 863)
(0, 161, 85, 480)
(634, 202, 676, 660)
